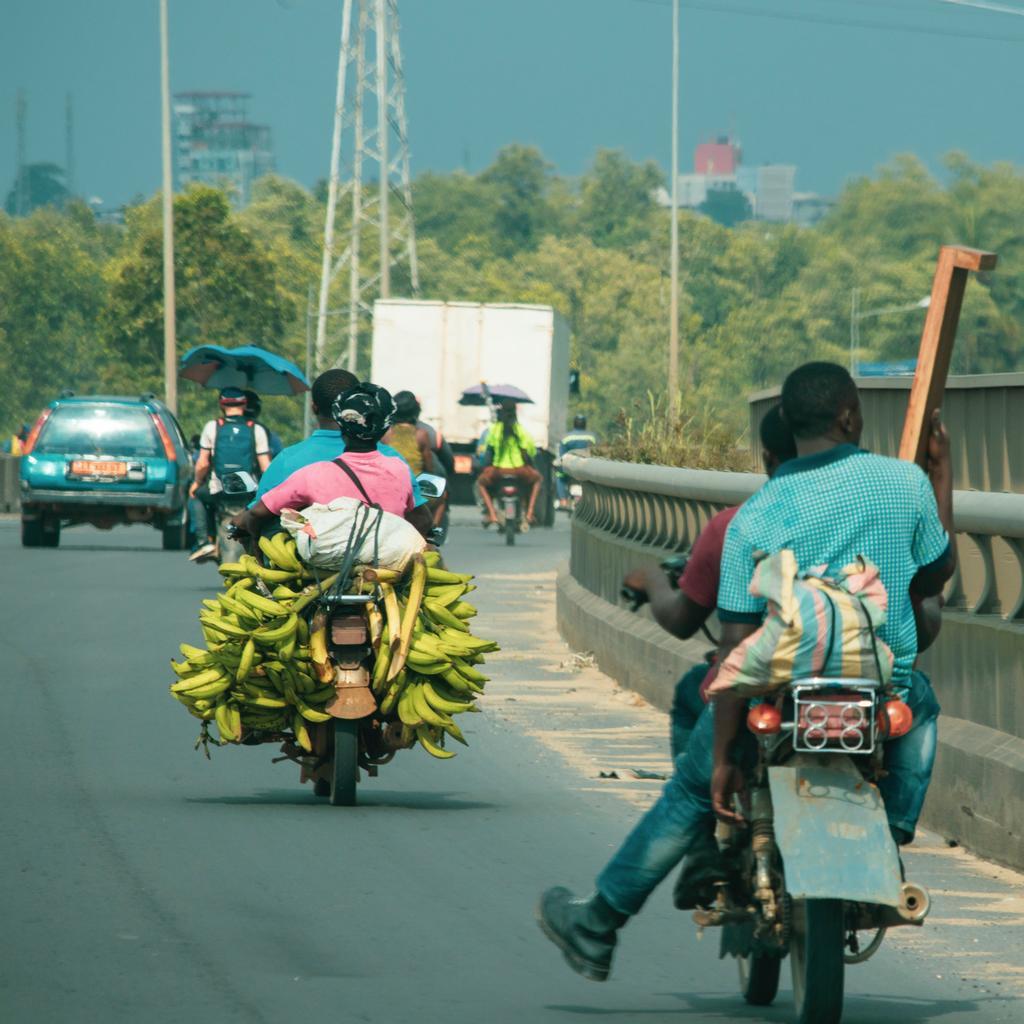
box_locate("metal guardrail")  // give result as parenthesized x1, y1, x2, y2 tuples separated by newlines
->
(0, 455, 20, 514)
(564, 453, 1024, 621)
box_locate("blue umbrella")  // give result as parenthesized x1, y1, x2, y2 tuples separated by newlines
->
(179, 344, 310, 396)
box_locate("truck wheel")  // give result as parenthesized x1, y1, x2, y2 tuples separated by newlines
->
(790, 899, 845, 1024)
(162, 516, 188, 551)
(329, 718, 360, 806)
(738, 953, 781, 1006)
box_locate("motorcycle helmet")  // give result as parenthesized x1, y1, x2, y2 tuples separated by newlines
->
(218, 386, 248, 409)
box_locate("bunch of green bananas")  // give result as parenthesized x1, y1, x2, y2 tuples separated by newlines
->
(370, 551, 499, 760)
(170, 538, 499, 763)
(169, 533, 344, 751)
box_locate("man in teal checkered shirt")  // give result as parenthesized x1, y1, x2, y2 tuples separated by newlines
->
(538, 362, 956, 983)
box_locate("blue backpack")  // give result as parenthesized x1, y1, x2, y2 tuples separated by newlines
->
(212, 418, 257, 481)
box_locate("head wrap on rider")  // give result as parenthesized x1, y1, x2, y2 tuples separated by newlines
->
(331, 383, 396, 443)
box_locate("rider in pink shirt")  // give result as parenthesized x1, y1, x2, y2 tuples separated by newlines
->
(260, 449, 415, 519)
(231, 383, 429, 539)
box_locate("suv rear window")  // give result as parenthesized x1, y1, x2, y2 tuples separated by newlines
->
(35, 404, 162, 458)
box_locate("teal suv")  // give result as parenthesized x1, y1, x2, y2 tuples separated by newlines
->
(19, 394, 192, 549)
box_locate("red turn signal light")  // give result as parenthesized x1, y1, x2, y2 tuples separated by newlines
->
(747, 704, 782, 735)
(878, 699, 914, 739)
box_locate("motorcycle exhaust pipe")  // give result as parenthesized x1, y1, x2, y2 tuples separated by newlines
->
(897, 881, 930, 923)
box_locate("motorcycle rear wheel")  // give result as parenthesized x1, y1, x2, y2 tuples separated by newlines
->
(738, 952, 781, 1006)
(216, 503, 245, 565)
(790, 898, 845, 1024)
(505, 515, 516, 546)
(329, 718, 360, 806)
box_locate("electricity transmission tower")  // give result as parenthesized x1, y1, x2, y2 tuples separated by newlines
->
(316, 0, 419, 374)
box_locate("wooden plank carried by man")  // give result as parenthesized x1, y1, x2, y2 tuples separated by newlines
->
(898, 245, 997, 467)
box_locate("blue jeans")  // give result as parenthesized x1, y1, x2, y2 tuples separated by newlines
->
(670, 662, 709, 760)
(597, 670, 940, 916)
(555, 472, 569, 502)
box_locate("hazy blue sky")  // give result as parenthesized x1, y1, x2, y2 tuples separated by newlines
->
(4, 0, 1024, 207)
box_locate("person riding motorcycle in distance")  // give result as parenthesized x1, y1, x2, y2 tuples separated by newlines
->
(250, 369, 426, 519)
(476, 399, 542, 527)
(383, 391, 435, 475)
(384, 391, 453, 530)
(556, 414, 598, 508)
(188, 387, 272, 561)
(537, 361, 956, 983)
(231, 383, 431, 540)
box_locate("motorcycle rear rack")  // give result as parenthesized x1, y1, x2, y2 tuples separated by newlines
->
(789, 679, 880, 756)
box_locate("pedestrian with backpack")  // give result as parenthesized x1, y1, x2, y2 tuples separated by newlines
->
(188, 387, 272, 562)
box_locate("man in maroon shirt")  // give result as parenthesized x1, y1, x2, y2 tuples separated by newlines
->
(622, 407, 798, 757)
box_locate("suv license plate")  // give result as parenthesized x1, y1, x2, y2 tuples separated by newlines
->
(70, 460, 128, 478)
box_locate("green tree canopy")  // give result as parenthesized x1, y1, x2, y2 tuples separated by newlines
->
(100, 187, 294, 428)
(478, 145, 553, 256)
(3, 148, 1024, 453)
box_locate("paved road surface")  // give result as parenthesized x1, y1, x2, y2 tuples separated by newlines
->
(2, 511, 1023, 1023)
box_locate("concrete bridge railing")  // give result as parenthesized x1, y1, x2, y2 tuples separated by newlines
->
(557, 452, 1024, 871)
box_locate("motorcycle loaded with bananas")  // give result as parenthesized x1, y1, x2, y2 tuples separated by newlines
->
(167, 525, 498, 806)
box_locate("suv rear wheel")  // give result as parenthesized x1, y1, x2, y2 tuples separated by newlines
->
(22, 516, 60, 548)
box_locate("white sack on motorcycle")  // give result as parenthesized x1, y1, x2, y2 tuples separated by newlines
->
(279, 498, 426, 571)
(707, 549, 895, 698)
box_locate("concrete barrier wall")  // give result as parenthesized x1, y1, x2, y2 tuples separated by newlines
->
(558, 454, 1024, 872)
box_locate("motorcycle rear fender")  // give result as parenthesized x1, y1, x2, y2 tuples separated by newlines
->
(326, 665, 375, 719)
(768, 754, 902, 908)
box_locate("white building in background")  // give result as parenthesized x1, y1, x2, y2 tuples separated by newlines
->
(656, 134, 831, 226)
(172, 91, 274, 207)
(751, 164, 796, 221)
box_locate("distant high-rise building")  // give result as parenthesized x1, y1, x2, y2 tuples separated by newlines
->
(752, 164, 796, 222)
(172, 92, 274, 206)
(654, 133, 828, 227)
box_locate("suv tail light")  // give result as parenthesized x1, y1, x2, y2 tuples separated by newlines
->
(150, 413, 177, 461)
(22, 407, 53, 455)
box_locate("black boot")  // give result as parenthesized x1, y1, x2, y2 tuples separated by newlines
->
(672, 826, 726, 910)
(536, 887, 628, 982)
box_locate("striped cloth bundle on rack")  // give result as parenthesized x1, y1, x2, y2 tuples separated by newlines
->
(708, 549, 895, 698)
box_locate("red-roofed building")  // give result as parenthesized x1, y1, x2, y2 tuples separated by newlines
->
(694, 138, 738, 176)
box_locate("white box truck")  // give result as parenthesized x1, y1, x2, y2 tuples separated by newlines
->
(370, 300, 570, 524)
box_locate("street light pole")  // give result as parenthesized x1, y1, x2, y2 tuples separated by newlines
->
(159, 0, 177, 414)
(304, 284, 314, 438)
(668, 0, 680, 418)
(849, 287, 860, 374)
